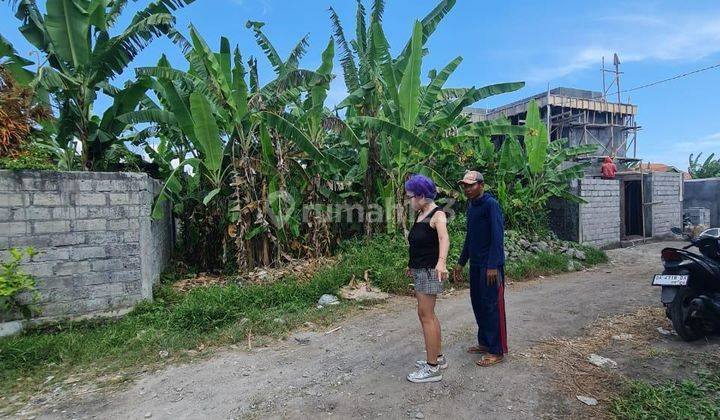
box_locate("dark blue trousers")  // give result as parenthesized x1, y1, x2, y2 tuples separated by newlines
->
(469, 265, 508, 356)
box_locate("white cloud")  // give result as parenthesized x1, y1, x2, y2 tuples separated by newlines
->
(642, 131, 720, 170)
(596, 14, 665, 26)
(228, 0, 271, 15)
(527, 47, 614, 81)
(676, 132, 720, 152)
(525, 13, 720, 82)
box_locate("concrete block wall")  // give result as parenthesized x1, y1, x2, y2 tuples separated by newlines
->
(684, 178, 720, 228)
(0, 170, 173, 321)
(548, 179, 581, 243)
(651, 172, 683, 237)
(579, 178, 620, 248)
(685, 207, 711, 227)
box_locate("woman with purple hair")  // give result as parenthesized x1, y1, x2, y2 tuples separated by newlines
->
(404, 174, 450, 383)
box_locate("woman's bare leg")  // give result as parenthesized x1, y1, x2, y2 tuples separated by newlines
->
(416, 293, 441, 364)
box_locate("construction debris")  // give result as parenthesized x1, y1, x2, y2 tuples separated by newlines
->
(172, 274, 229, 293)
(656, 326, 676, 336)
(246, 257, 335, 285)
(576, 395, 598, 406)
(339, 271, 390, 302)
(318, 294, 340, 307)
(611, 333, 633, 341)
(588, 354, 618, 369)
(171, 257, 335, 293)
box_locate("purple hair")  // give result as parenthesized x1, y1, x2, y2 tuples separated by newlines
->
(404, 174, 437, 200)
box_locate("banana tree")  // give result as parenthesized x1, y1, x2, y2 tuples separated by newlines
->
(122, 28, 250, 268)
(262, 37, 365, 256)
(489, 100, 596, 232)
(349, 20, 525, 234)
(2, 0, 195, 169)
(0, 35, 34, 85)
(329, 0, 458, 237)
(245, 23, 359, 259)
(689, 152, 720, 179)
(126, 26, 334, 270)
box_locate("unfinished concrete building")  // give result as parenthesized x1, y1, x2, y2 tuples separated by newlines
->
(464, 87, 683, 248)
(684, 178, 720, 228)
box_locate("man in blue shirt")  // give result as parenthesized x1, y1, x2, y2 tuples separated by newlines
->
(452, 171, 508, 366)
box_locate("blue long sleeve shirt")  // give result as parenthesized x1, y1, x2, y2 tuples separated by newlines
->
(458, 192, 505, 268)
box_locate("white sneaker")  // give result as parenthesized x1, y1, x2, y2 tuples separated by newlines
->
(415, 355, 448, 369)
(407, 363, 442, 383)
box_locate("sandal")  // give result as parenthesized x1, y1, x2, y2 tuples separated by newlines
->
(466, 345, 490, 354)
(475, 355, 504, 367)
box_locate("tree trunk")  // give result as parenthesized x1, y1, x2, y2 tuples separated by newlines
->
(76, 96, 91, 170)
(363, 131, 380, 237)
(397, 185, 409, 238)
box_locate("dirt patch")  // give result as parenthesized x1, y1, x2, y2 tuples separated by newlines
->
(522, 306, 720, 418)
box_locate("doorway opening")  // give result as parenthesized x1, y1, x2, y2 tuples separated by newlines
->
(623, 179, 644, 238)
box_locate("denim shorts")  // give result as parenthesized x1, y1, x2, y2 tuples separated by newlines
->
(410, 268, 444, 295)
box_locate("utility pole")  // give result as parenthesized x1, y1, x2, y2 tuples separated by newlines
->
(614, 53, 621, 103)
(601, 56, 606, 101)
(546, 83, 551, 141)
(613, 53, 621, 155)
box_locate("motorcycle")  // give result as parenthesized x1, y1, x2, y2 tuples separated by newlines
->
(652, 227, 720, 341)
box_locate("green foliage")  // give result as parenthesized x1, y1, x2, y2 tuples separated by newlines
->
(1, 0, 196, 169)
(0, 143, 55, 171)
(455, 100, 595, 234)
(0, 35, 34, 84)
(689, 153, 720, 179)
(2, 0, 594, 273)
(0, 248, 41, 321)
(611, 371, 720, 419)
(505, 251, 569, 280)
(34, 137, 82, 171)
(503, 247, 604, 280)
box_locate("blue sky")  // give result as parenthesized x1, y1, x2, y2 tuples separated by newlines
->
(2, 0, 720, 170)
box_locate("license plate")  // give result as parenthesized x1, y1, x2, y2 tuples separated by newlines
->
(652, 274, 689, 286)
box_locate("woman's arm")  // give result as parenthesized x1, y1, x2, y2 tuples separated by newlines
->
(431, 211, 450, 280)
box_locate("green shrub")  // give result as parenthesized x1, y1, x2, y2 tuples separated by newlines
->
(579, 245, 609, 266)
(0, 144, 55, 171)
(0, 248, 41, 321)
(506, 251, 569, 280)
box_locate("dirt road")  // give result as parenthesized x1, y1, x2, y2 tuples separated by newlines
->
(32, 242, 692, 419)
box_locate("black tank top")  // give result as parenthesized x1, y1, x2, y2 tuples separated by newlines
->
(408, 207, 443, 269)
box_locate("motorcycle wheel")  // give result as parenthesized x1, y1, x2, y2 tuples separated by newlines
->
(670, 288, 705, 342)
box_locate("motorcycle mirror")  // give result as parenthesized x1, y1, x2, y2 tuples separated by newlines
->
(671, 227, 682, 235)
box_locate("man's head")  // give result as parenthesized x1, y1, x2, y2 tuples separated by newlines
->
(458, 170, 484, 200)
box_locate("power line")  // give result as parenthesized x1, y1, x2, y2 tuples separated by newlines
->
(607, 62, 720, 97)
